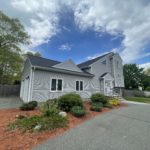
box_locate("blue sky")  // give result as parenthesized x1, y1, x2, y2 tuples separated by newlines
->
(0, 0, 150, 68)
(36, 11, 123, 64)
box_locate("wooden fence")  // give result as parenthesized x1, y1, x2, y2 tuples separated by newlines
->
(0, 85, 20, 97)
(122, 89, 150, 97)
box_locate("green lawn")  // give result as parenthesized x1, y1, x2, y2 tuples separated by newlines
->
(125, 97, 150, 104)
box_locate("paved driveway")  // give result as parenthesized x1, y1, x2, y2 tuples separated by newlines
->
(0, 97, 23, 109)
(34, 104, 150, 150)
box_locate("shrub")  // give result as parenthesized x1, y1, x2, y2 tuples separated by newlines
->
(90, 103, 102, 112)
(29, 101, 38, 107)
(109, 99, 121, 106)
(8, 115, 67, 132)
(40, 99, 59, 117)
(58, 93, 83, 112)
(43, 105, 59, 117)
(104, 103, 113, 109)
(71, 106, 86, 117)
(145, 87, 150, 91)
(91, 93, 108, 104)
(20, 103, 34, 111)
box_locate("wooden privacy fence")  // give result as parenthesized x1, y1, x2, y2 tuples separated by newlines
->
(122, 89, 150, 97)
(0, 85, 20, 97)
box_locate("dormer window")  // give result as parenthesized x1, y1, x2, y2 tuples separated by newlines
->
(102, 60, 106, 65)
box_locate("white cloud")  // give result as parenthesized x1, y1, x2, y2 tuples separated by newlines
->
(59, 43, 72, 51)
(0, 0, 61, 48)
(73, 0, 150, 63)
(139, 63, 150, 70)
(0, 0, 150, 64)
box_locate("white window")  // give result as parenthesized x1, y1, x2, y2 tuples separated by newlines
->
(76, 80, 84, 91)
(51, 79, 63, 91)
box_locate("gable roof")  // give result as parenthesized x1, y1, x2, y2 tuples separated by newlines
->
(27, 55, 94, 77)
(54, 59, 82, 72)
(78, 52, 113, 68)
(28, 55, 61, 68)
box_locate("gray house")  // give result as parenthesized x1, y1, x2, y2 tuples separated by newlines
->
(20, 52, 124, 102)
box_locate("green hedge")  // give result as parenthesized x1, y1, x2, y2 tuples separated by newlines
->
(58, 93, 83, 112)
(90, 103, 102, 112)
(20, 101, 38, 111)
(91, 93, 108, 104)
(71, 106, 86, 117)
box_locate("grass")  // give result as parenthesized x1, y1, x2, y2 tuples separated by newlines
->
(8, 114, 68, 132)
(125, 96, 150, 104)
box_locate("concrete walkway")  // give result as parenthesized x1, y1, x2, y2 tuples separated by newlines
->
(34, 104, 150, 150)
(0, 97, 23, 109)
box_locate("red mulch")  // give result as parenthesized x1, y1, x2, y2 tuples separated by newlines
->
(0, 102, 127, 150)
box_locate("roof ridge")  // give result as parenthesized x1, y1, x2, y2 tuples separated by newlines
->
(78, 52, 113, 68)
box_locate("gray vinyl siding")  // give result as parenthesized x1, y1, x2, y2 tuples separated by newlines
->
(31, 69, 99, 102)
(113, 54, 124, 87)
(90, 54, 112, 94)
(91, 56, 111, 78)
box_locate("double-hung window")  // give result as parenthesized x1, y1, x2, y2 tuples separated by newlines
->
(51, 79, 62, 91)
(76, 81, 84, 91)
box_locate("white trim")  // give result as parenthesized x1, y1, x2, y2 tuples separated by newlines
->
(50, 78, 63, 92)
(27, 68, 32, 102)
(30, 68, 34, 101)
(75, 80, 84, 92)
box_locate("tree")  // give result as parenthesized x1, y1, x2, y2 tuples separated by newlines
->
(25, 51, 42, 57)
(123, 64, 144, 89)
(0, 11, 30, 84)
(144, 68, 150, 76)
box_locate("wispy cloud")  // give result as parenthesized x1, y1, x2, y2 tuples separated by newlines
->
(139, 62, 150, 70)
(59, 43, 72, 51)
(73, 0, 150, 63)
(0, 0, 150, 64)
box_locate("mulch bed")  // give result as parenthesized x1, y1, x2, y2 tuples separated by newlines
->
(0, 102, 127, 150)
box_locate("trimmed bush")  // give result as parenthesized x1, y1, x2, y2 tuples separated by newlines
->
(20, 101, 38, 111)
(91, 93, 108, 104)
(29, 101, 38, 107)
(71, 106, 86, 117)
(58, 93, 83, 112)
(90, 103, 102, 112)
(20, 103, 35, 111)
(104, 103, 113, 109)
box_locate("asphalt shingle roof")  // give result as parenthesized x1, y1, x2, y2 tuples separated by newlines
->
(27, 55, 94, 77)
(78, 52, 113, 68)
(28, 55, 61, 68)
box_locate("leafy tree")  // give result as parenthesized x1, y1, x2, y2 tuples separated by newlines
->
(25, 51, 42, 57)
(0, 11, 29, 84)
(142, 74, 150, 90)
(123, 64, 144, 89)
(144, 68, 150, 76)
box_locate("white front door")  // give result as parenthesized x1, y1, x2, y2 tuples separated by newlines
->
(105, 80, 113, 96)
